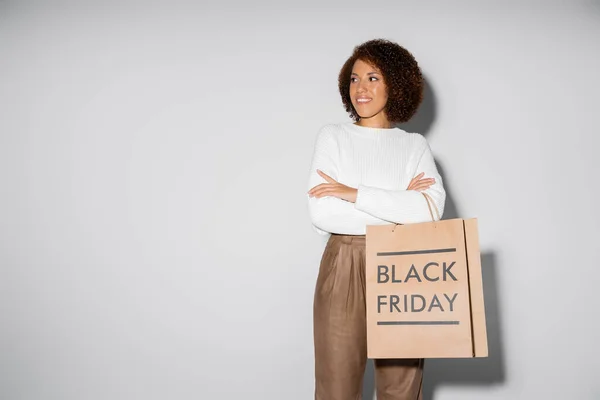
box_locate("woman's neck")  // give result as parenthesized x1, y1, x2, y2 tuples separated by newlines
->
(354, 115, 393, 129)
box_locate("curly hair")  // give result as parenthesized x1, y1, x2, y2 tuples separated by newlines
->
(338, 39, 424, 123)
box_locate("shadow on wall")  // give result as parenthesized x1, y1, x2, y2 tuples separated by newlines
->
(397, 75, 437, 136)
(421, 251, 506, 400)
(361, 75, 506, 400)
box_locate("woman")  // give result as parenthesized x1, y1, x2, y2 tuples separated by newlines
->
(306, 39, 446, 400)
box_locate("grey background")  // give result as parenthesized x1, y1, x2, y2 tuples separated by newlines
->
(1, 1, 599, 399)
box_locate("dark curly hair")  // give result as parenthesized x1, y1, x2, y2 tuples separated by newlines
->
(338, 39, 424, 123)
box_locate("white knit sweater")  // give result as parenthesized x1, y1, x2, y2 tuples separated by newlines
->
(306, 122, 446, 235)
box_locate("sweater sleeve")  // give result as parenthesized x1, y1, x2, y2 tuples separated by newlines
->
(353, 138, 446, 224)
(307, 125, 387, 235)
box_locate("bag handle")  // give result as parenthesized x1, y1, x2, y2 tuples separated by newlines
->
(391, 191, 440, 232)
(422, 191, 440, 222)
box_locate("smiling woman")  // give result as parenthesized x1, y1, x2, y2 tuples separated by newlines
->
(339, 39, 424, 128)
(349, 59, 390, 125)
(306, 39, 446, 400)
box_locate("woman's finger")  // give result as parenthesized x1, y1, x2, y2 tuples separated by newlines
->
(409, 179, 434, 189)
(410, 186, 428, 192)
(308, 183, 333, 194)
(411, 182, 433, 191)
(413, 179, 435, 187)
(407, 182, 425, 190)
(418, 179, 436, 186)
(408, 178, 435, 189)
(409, 172, 425, 184)
(317, 169, 337, 183)
(310, 185, 337, 197)
(313, 188, 339, 198)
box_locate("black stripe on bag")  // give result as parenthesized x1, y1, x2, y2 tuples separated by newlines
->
(377, 248, 456, 256)
(377, 321, 460, 325)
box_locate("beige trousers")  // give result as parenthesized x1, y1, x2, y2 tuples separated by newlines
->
(313, 233, 424, 400)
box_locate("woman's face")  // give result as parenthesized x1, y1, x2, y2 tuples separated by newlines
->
(349, 59, 389, 122)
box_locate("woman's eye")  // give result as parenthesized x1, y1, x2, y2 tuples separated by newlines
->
(350, 76, 378, 83)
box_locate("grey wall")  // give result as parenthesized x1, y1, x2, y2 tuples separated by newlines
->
(1, 1, 599, 399)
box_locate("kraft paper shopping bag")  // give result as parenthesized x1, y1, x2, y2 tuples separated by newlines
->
(365, 193, 488, 358)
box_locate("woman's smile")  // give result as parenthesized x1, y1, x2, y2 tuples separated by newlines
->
(349, 59, 389, 125)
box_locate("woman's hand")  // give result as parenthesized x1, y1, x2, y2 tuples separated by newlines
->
(407, 172, 436, 191)
(308, 170, 358, 203)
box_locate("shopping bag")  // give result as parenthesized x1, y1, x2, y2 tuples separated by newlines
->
(365, 192, 488, 358)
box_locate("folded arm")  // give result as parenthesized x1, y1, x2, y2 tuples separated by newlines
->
(307, 126, 387, 235)
(354, 139, 446, 224)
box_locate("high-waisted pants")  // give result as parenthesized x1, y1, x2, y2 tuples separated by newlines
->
(313, 233, 424, 400)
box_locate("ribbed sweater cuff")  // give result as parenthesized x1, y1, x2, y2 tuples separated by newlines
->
(354, 184, 380, 213)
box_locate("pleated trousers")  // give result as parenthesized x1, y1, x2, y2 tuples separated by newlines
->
(313, 233, 424, 400)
